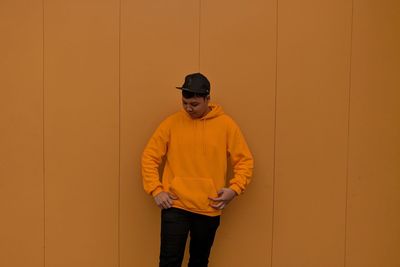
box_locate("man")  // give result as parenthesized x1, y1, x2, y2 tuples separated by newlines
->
(142, 73, 254, 267)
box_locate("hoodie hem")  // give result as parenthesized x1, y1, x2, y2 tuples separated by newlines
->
(171, 204, 222, 217)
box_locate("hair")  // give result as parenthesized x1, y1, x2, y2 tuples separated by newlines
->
(182, 90, 209, 99)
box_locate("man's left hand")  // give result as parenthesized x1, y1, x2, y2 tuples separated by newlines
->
(208, 188, 237, 210)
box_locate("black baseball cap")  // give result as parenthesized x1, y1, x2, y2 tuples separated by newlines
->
(176, 73, 210, 95)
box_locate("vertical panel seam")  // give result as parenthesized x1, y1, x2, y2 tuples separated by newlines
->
(344, 0, 354, 267)
(198, 0, 201, 72)
(118, 0, 122, 266)
(270, 0, 279, 266)
(42, 0, 46, 266)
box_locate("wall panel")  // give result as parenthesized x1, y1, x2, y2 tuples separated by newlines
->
(273, 1, 352, 266)
(0, 1, 44, 266)
(44, 0, 120, 266)
(346, 1, 400, 266)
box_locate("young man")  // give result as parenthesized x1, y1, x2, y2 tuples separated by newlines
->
(142, 73, 254, 267)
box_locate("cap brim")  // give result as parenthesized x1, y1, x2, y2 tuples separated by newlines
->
(176, 87, 196, 92)
(176, 87, 209, 94)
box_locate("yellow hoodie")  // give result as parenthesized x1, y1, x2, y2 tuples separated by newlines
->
(141, 104, 254, 216)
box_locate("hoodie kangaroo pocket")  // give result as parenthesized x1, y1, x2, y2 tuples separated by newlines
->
(169, 177, 218, 211)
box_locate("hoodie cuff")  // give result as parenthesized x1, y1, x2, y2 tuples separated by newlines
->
(229, 184, 242, 196)
(151, 187, 164, 197)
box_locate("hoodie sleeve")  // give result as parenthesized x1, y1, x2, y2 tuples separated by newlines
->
(227, 122, 254, 195)
(141, 119, 170, 196)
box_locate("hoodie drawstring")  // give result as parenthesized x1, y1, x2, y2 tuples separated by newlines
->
(202, 119, 206, 155)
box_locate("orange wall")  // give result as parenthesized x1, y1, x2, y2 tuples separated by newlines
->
(1, 0, 399, 267)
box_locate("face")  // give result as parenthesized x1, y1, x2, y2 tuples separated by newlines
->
(182, 96, 210, 119)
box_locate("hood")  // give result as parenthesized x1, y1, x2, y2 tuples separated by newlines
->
(201, 103, 224, 120)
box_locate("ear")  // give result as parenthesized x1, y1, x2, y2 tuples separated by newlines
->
(206, 95, 210, 101)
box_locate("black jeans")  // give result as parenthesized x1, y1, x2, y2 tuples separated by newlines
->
(159, 208, 220, 267)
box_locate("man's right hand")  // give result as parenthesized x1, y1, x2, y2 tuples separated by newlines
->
(154, 191, 178, 209)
